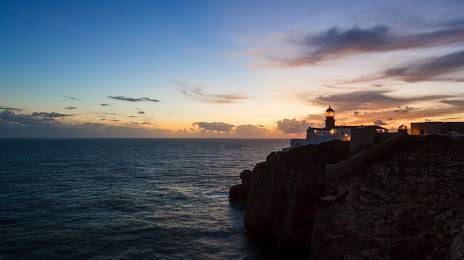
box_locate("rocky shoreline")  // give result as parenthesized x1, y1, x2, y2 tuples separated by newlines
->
(230, 135, 464, 259)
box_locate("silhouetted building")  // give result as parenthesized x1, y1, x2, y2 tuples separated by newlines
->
(411, 122, 464, 136)
(349, 126, 389, 152)
(398, 125, 408, 135)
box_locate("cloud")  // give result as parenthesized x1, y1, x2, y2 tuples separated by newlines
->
(0, 111, 280, 138)
(265, 24, 464, 66)
(234, 124, 268, 137)
(108, 96, 160, 103)
(193, 121, 235, 132)
(0, 110, 174, 138)
(65, 96, 79, 101)
(138, 111, 146, 114)
(32, 112, 73, 118)
(441, 99, 464, 108)
(65, 106, 77, 110)
(349, 50, 464, 83)
(394, 105, 416, 115)
(0, 110, 56, 126)
(336, 101, 464, 127)
(0, 106, 23, 111)
(276, 118, 310, 134)
(178, 82, 248, 104)
(100, 103, 111, 106)
(374, 119, 387, 125)
(305, 90, 451, 111)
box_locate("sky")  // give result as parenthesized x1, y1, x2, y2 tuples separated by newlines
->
(1, 0, 464, 138)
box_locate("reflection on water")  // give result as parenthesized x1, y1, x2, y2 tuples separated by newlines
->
(0, 139, 287, 259)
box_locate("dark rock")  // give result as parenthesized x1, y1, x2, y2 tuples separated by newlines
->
(311, 136, 464, 259)
(237, 135, 464, 259)
(240, 169, 252, 186)
(244, 141, 350, 252)
(229, 170, 253, 202)
(229, 183, 248, 202)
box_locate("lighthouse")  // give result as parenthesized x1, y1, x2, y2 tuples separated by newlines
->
(325, 106, 335, 129)
(287, 105, 388, 150)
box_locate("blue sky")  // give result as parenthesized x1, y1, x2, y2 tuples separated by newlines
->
(1, 0, 464, 137)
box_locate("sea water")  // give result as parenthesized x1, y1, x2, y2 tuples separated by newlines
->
(0, 139, 287, 259)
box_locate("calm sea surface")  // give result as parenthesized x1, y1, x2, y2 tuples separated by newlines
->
(0, 139, 287, 259)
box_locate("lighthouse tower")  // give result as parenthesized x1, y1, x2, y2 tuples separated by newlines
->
(325, 106, 335, 129)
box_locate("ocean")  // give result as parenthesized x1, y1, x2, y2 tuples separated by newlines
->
(0, 139, 288, 259)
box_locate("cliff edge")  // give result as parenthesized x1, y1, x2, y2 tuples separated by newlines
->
(244, 141, 350, 251)
(231, 136, 464, 259)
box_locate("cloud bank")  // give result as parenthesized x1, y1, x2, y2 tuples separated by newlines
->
(32, 112, 73, 118)
(0, 106, 23, 111)
(276, 118, 311, 134)
(265, 24, 464, 66)
(348, 50, 464, 83)
(193, 121, 235, 132)
(304, 90, 451, 112)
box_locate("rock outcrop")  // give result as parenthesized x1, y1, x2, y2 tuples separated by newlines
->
(231, 135, 464, 259)
(229, 170, 251, 202)
(243, 141, 350, 252)
(311, 136, 464, 259)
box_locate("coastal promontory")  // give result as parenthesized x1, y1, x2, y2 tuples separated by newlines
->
(231, 135, 464, 259)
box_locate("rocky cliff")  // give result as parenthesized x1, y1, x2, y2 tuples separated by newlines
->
(231, 136, 464, 259)
(242, 141, 350, 252)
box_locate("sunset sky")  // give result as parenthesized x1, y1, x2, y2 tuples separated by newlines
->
(1, 0, 464, 138)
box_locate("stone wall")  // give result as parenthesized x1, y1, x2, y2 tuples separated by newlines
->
(326, 135, 405, 179)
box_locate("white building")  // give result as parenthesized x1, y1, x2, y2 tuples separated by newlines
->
(289, 106, 387, 148)
(306, 106, 351, 145)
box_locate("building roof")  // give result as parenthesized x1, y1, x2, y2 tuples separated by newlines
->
(308, 125, 387, 130)
(326, 106, 334, 112)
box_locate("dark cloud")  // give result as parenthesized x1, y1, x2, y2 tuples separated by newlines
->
(178, 82, 248, 104)
(276, 118, 310, 134)
(269, 24, 464, 66)
(65, 106, 77, 110)
(100, 103, 111, 106)
(305, 90, 451, 111)
(193, 122, 235, 132)
(32, 112, 73, 118)
(374, 48, 464, 82)
(0, 110, 172, 138)
(374, 119, 387, 125)
(0, 110, 56, 126)
(0, 106, 23, 111)
(138, 111, 146, 114)
(108, 96, 160, 103)
(394, 106, 416, 115)
(333, 102, 464, 127)
(441, 99, 464, 108)
(65, 96, 79, 101)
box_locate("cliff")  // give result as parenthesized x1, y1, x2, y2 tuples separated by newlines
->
(243, 141, 350, 252)
(231, 136, 464, 259)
